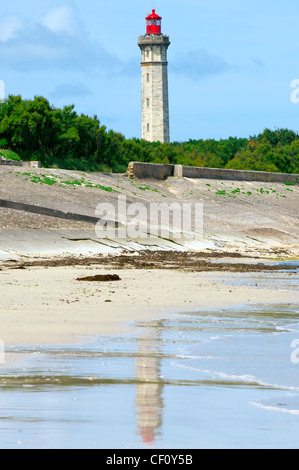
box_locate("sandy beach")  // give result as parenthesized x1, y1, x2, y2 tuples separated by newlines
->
(1, 262, 298, 347)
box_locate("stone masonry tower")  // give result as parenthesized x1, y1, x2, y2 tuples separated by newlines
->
(138, 9, 170, 143)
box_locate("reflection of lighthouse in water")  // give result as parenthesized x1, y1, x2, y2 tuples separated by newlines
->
(135, 321, 164, 445)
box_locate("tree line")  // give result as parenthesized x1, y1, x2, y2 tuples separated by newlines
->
(0, 95, 298, 174)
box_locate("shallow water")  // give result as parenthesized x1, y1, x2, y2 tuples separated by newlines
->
(0, 274, 299, 449)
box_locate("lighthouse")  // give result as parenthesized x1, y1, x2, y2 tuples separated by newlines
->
(138, 9, 170, 143)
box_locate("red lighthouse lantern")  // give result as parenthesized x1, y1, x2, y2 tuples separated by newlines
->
(146, 9, 162, 35)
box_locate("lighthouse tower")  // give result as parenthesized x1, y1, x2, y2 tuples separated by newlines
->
(138, 9, 170, 143)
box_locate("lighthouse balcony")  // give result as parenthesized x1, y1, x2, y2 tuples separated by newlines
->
(138, 35, 170, 46)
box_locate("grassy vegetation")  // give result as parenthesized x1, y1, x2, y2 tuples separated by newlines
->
(0, 148, 20, 161)
(15, 171, 119, 192)
(205, 181, 294, 199)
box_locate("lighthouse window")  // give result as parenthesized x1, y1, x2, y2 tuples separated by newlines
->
(149, 19, 161, 26)
(146, 98, 149, 107)
(147, 123, 150, 132)
(146, 73, 149, 82)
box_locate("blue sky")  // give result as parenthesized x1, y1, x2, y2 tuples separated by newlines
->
(1, 0, 299, 142)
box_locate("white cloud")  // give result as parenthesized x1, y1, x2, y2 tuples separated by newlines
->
(40, 2, 83, 37)
(49, 81, 92, 98)
(0, 3, 120, 72)
(0, 14, 22, 42)
(171, 48, 237, 79)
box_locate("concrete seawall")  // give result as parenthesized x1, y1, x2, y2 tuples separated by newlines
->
(182, 166, 299, 183)
(127, 161, 174, 180)
(127, 161, 299, 184)
(0, 157, 41, 168)
(0, 159, 23, 167)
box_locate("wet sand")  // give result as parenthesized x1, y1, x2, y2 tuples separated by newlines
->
(1, 299, 299, 449)
(0, 258, 298, 348)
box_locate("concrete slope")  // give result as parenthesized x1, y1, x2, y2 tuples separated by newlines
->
(0, 166, 298, 261)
